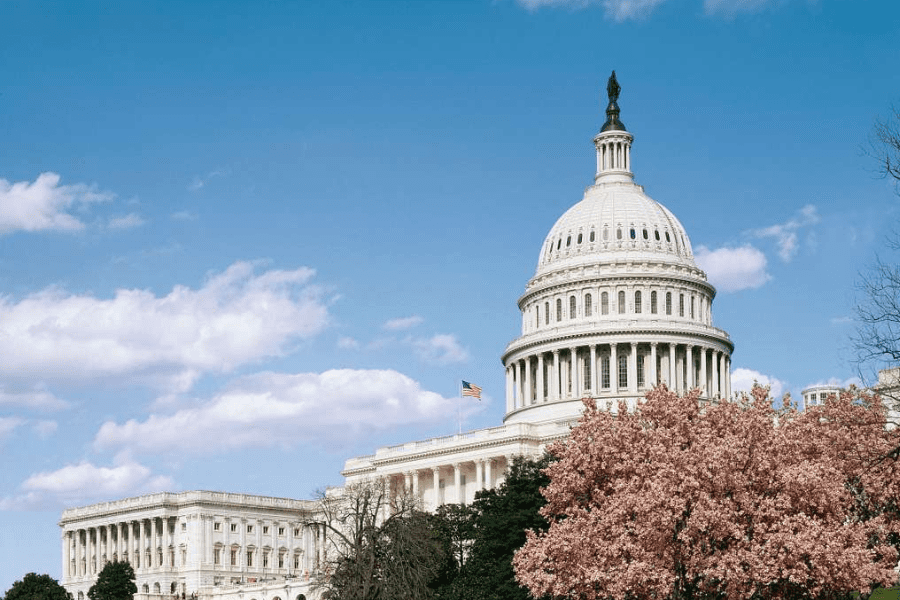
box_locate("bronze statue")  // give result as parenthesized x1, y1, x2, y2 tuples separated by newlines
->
(607, 70, 620, 104)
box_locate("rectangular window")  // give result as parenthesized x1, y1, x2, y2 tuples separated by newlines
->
(601, 356, 610, 389)
(583, 356, 592, 393)
(214, 522, 221, 531)
(262, 526, 269, 534)
(294, 528, 300, 537)
(247, 525, 253, 533)
(214, 549, 221, 565)
(278, 527, 285, 536)
(263, 552, 269, 568)
(651, 291, 657, 314)
(679, 294, 684, 317)
(637, 353, 645, 388)
(690, 296, 695, 319)
(181, 522, 187, 531)
(247, 550, 253, 567)
(618, 355, 628, 390)
(601, 293, 609, 315)
(230, 524, 237, 533)
(230, 550, 237, 566)
(666, 293, 672, 315)
(278, 554, 284, 569)
(294, 555, 300, 569)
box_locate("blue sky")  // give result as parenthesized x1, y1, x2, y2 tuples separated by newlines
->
(1, 0, 899, 591)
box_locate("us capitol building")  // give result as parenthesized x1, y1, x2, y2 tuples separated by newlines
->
(59, 73, 736, 600)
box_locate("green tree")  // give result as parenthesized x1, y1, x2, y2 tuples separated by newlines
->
(440, 454, 552, 600)
(3, 573, 71, 600)
(87, 561, 136, 600)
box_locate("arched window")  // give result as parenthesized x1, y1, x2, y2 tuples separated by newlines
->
(679, 294, 685, 317)
(142, 586, 149, 594)
(566, 236, 572, 247)
(630, 228, 636, 239)
(666, 292, 672, 315)
(557, 239, 561, 250)
(601, 292, 609, 315)
(545, 302, 550, 325)
(577, 233, 583, 244)
(651, 291, 658, 314)
(584, 293, 593, 317)
(665, 231, 671, 243)
(617, 228, 622, 240)
(590, 230, 595, 242)
(603, 227, 609, 241)
(569, 296, 577, 319)
(556, 299, 562, 322)
(618, 291, 626, 314)
(618, 354, 628, 389)
(535, 307, 540, 328)
(153, 583, 161, 594)
(643, 228, 648, 239)
(634, 291, 642, 313)
(655, 230, 660, 241)
(690, 296, 695, 319)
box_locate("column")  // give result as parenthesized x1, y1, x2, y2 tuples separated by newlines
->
(505, 366, 513, 412)
(151, 517, 157, 569)
(287, 521, 295, 575)
(570, 347, 578, 397)
(404, 472, 412, 493)
(610, 343, 618, 395)
(524, 356, 533, 406)
(628, 343, 637, 393)
(94, 527, 100, 574)
(453, 464, 462, 504)
(725, 356, 731, 400)
(712, 351, 720, 397)
(686, 345, 694, 390)
(76, 530, 84, 576)
(106, 523, 112, 564)
(138, 519, 145, 571)
(475, 460, 484, 492)
(720, 353, 728, 399)
(117, 522, 123, 563)
(163, 517, 170, 568)
(552, 350, 560, 400)
(432, 467, 441, 510)
(62, 531, 70, 580)
(513, 361, 521, 409)
(590, 344, 597, 395)
(239, 518, 247, 571)
(536, 354, 545, 404)
(412, 470, 420, 498)
(700, 347, 708, 396)
(650, 342, 658, 387)
(669, 343, 677, 391)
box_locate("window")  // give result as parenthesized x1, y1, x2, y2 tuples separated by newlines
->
(590, 230, 595, 242)
(642, 228, 648, 239)
(617, 228, 622, 240)
(651, 291, 657, 314)
(214, 523, 221, 532)
(655, 230, 660, 241)
(278, 553, 285, 568)
(583, 356, 592, 393)
(278, 527, 284, 536)
(603, 227, 609, 241)
(820, 392, 827, 402)
(294, 528, 300, 537)
(230, 549, 237, 566)
(247, 550, 254, 568)
(566, 236, 571, 247)
(557, 239, 561, 250)
(618, 291, 625, 314)
(577, 233, 582, 244)
(247, 525, 253, 534)
(536, 308, 539, 328)
(556, 298, 562, 322)
(601, 292, 609, 315)
(569, 296, 576, 319)
(665, 231, 671, 242)
(263, 552, 269, 568)
(601, 356, 610, 389)
(181, 522, 187, 531)
(679, 294, 685, 317)
(630, 228, 636, 239)
(584, 294, 592, 317)
(230, 524, 237, 533)
(618, 355, 628, 389)
(263, 526, 269, 534)
(634, 291, 642, 314)
(545, 302, 550, 325)
(294, 555, 300, 569)
(637, 353, 645, 388)
(214, 549, 221, 565)
(666, 292, 672, 315)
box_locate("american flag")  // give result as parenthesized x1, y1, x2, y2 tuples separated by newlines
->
(461, 381, 482, 399)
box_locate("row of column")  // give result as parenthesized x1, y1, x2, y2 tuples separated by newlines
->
(596, 134, 631, 174)
(393, 456, 510, 511)
(63, 516, 175, 579)
(505, 342, 731, 412)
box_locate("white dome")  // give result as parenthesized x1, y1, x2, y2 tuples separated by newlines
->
(536, 180, 697, 278)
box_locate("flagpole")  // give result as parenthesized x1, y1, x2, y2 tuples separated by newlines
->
(458, 380, 462, 434)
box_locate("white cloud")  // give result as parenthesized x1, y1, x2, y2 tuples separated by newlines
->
(731, 367, 786, 399)
(94, 369, 457, 454)
(750, 204, 819, 262)
(108, 213, 146, 230)
(803, 376, 860, 390)
(0, 261, 329, 392)
(695, 245, 770, 292)
(32, 420, 58, 439)
(830, 315, 853, 325)
(188, 169, 226, 191)
(171, 210, 198, 221)
(337, 336, 361, 349)
(1, 460, 174, 510)
(516, 0, 669, 20)
(0, 172, 113, 234)
(411, 334, 470, 365)
(0, 417, 25, 440)
(383, 316, 424, 331)
(0, 388, 69, 411)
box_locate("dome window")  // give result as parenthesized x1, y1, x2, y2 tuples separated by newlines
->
(651, 291, 658, 314)
(617, 291, 625, 314)
(603, 228, 609, 241)
(577, 233, 583, 244)
(634, 291, 642, 313)
(545, 302, 550, 325)
(601, 292, 609, 315)
(665, 232, 671, 243)
(679, 294, 685, 317)
(642, 229, 648, 240)
(556, 299, 562, 322)
(655, 230, 660, 241)
(566, 236, 572, 247)
(590, 230, 595, 242)
(616, 228, 622, 240)
(665, 292, 672, 315)
(569, 296, 576, 319)
(584, 293, 592, 317)
(629, 228, 636, 239)
(557, 239, 561, 250)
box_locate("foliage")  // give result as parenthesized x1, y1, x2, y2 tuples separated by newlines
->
(318, 478, 446, 600)
(87, 561, 136, 600)
(3, 573, 71, 600)
(439, 455, 552, 600)
(514, 386, 900, 600)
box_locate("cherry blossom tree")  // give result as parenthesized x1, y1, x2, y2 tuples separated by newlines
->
(513, 386, 900, 600)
